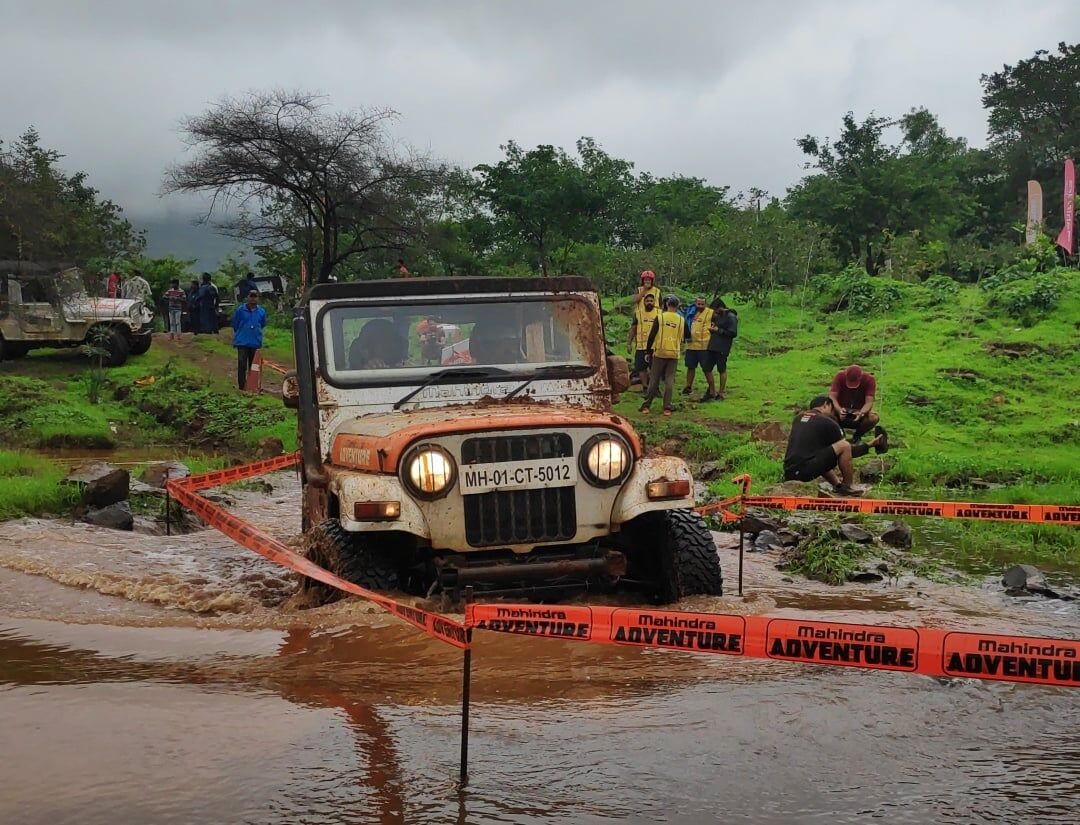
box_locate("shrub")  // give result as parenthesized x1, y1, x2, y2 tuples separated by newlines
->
(922, 274, 960, 304)
(988, 272, 1067, 320)
(815, 265, 905, 314)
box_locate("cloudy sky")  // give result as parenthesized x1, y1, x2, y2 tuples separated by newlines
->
(2, 1, 1074, 263)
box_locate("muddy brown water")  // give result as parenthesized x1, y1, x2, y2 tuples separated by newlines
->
(1, 472, 1077, 824)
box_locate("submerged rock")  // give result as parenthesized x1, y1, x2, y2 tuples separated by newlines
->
(753, 530, 783, 552)
(881, 521, 913, 549)
(84, 501, 134, 531)
(1001, 564, 1059, 598)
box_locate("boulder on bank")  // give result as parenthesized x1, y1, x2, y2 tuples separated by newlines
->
(139, 461, 190, 489)
(753, 530, 783, 552)
(255, 437, 285, 459)
(881, 521, 913, 549)
(838, 523, 873, 543)
(84, 500, 133, 531)
(741, 511, 781, 535)
(64, 463, 130, 508)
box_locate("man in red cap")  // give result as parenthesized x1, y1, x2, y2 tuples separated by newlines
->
(633, 270, 661, 306)
(828, 364, 881, 441)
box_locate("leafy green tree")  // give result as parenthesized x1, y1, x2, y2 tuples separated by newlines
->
(0, 127, 143, 264)
(981, 42, 1080, 234)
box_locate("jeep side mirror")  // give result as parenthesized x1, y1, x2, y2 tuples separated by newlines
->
(607, 355, 630, 394)
(282, 370, 300, 409)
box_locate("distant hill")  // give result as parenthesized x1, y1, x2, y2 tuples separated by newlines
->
(136, 213, 253, 272)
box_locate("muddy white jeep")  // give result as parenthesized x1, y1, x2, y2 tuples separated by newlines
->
(0, 263, 153, 366)
(286, 276, 722, 603)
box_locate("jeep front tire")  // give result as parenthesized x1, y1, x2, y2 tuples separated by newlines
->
(624, 509, 724, 603)
(299, 520, 401, 606)
(96, 327, 129, 367)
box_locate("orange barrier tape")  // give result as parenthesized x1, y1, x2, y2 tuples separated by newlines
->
(741, 495, 1080, 525)
(466, 604, 1080, 688)
(167, 455, 468, 650)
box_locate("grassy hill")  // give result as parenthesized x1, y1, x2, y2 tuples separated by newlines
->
(606, 275, 1079, 576)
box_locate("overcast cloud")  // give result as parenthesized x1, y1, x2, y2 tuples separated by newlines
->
(1, 0, 1075, 258)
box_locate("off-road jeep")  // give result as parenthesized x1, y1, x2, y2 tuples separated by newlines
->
(0, 262, 154, 366)
(286, 276, 722, 603)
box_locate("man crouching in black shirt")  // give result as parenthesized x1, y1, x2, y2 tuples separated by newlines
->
(783, 395, 886, 495)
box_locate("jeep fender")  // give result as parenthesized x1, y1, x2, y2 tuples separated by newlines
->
(331, 471, 430, 538)
(612, 456, 695, 524)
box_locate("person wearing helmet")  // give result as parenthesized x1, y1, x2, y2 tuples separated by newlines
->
(828, 364, 883, 442)
(633, 270, 661, 306)
(639, 295, 683, 416)
(627, 290, 658, 389)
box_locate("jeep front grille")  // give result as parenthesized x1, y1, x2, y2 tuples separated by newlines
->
(461, 433, 577, 548)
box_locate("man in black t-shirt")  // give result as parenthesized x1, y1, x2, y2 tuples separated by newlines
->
(783, 395, 886, 494)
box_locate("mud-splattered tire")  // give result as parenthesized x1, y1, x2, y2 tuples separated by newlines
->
(91, 326, 129, 367)
(625, 509, 723, 603)
(300, 520, 400, 606)
(129, 332, 152, 355)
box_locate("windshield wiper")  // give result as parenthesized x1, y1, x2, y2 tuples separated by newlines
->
(393, 367, 510, 410)
(501, 364, 593, 402)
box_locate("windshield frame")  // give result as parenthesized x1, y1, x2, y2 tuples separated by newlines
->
(313, 293, 602, 390)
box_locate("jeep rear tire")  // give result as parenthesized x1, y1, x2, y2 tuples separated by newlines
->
(129, 332, 152, 355)
(0, 339, 29, 360)
(625, 509, 723, 603)
(299, 520, 401, 606)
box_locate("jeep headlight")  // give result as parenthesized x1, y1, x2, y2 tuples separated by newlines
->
(403, 445, 456, 499)
(580, 434, 631, 487)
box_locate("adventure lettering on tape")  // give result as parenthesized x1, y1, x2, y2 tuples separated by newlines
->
(765, 619, 919, 671)
(940, 631, 1080, 686)
(608, 608, 744, 654)
(469, 605, 594, 640)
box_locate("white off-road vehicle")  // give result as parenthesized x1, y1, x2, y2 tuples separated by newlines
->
(286, 276, 722, 603)
(0, 263, 154, 366)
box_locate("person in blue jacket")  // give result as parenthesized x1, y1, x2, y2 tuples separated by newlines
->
(232, 290, 268, 389)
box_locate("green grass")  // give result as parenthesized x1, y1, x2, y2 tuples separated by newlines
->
(0, 450, 79, 519)
(192, 323, 295, 365)
(608, 279, 1080, 574)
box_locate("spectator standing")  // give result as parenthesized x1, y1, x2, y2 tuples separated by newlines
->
(701, 298, 738, 400)
(122, 269, 153, 305)
(162, 279, 187, 340)
(633, 270, 661, 306)
(681, 296, 712, 396)
(232, 290, 267, 390)
(106, 271, 122, 298)
(828, 364, 880, 440)
(192, 272, 220, 336)
(185, 279, 201, 332)
(235, 271, 259, 302)
(639, 295, 683, 417)
(397, 258, 410, 277)
(627, 291, 658, 389)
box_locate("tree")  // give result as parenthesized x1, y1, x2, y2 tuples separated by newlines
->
(981, 42, 1080, 232)
(787, 110, 984, 271)
(165, 90, 438, 283)
(0, 127, 143, 264)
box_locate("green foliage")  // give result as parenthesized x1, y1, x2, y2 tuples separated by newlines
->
(921, 274, 961, 304)
(0, 451, 78, 520)
(988, 271, 1068, 320)
(0, 127, 144, 263)
(122, 254, 197, 299)
(784, 532, 868, 586)
(814, 265, 906, 313)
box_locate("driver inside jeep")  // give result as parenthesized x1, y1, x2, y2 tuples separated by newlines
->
(468, 319, 522, 365)
(347, 318, 407, 369)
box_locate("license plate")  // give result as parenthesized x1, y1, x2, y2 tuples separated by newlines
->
(459, 457, 578, 495)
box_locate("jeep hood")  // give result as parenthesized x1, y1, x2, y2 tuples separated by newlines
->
(328, 404, 643, 470)
(85, 297, 139, 315)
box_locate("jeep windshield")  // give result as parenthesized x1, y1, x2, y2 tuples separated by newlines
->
(319, 296, 601, 386)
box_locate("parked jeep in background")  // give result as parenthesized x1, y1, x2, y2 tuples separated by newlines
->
(0, 262, 154, 366)
(285, 276, 723, 604)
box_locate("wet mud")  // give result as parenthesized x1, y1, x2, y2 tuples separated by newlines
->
(0, 470, 1077, 824)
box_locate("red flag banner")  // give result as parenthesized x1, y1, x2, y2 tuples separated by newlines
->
(1056, 159, 1075, 254)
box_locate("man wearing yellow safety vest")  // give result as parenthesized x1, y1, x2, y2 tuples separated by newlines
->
(627, 291, 659, 388)
(639, 295, 684, 416)
(680, 295, 713, 397)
